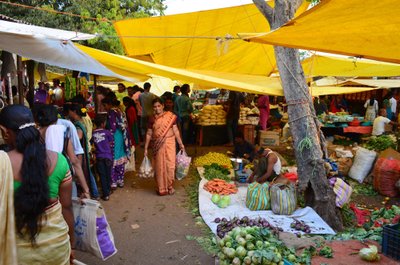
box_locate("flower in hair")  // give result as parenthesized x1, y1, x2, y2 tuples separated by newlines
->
(18, 122, 36, 130)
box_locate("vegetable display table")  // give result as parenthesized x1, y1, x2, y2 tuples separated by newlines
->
(322, 125, 373, 142)
(343, 126, 372, 134)
(196, 125, 228, 146)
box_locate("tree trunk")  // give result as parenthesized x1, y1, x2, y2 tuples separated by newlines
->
(253, 0, 343, 231)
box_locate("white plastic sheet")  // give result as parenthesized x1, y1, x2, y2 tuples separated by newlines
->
(198, 178, 336, 235)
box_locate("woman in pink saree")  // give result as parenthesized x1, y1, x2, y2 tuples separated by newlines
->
(144, 98, 184, 196)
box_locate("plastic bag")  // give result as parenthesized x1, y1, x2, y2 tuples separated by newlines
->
(348, 147, 377, 183)
(331, 178, 353, 208)
(246, 182, 270, 211)
(125, 146, 136, 172)
(373, 148, 400, 197)
(138, 156, 154, 178)
(359, 245, 380, 262)
(175, 150, 191, 180)
(350, 203, 370, 225)
(72, 198, 117, 260)
(373, 158, 400, 197)
(337, 157, 353, 176)
(270, 183, 297, 215)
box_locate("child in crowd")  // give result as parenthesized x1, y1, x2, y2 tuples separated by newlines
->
(92, 115, 114, 200)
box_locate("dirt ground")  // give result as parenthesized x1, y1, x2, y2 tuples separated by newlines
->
(312, 240, 400, 265)
(75, 145, 223, 265)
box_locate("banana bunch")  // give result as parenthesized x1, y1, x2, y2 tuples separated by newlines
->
(195, 152, 233, 169)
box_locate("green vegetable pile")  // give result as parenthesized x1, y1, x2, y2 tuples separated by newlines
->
(217, 226, 328, 265)
(204, 163, 231, 181)
(351, 181, 378, 196)
(211, 194, 231, 208)
(371, 205, 400, 221)
(328, 205, 400, 243)
(326, 227, 383, 243)
(364, 135, 397, 151)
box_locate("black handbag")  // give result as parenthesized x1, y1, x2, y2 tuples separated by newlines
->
(62, 127, 76, 176)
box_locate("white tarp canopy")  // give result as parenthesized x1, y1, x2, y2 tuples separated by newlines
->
(0, 21, 136, 82)
(0, 20, 95, 40)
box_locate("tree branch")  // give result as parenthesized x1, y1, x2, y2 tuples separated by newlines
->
(292, 0, 303, 12)
(252, 0, 274, 23)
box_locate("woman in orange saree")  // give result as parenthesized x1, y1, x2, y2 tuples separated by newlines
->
(144, 98, 184, 196)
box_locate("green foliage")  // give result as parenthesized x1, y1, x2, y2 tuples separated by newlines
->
(185, 166, 201, 216)
(340, 204, 356, 228)
(0, 0, 166, 54)
(364, 135, 397, 151)
(184, 166, 219, 255)
(204, 163, 231, 181)
(318, 246, 333, 258)
(351, 181, 378, 196)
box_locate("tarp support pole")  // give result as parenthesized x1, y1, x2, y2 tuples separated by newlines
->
(93, 74, 98, 113)
(26, 60, 35, 107)
(17, 55, 24, 105)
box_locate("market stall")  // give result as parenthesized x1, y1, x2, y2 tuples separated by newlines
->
(320, 113, 373, 138)
(194, 104, 260, 146)
(192, 145, 400, 264)
(194, 105, 228, 146)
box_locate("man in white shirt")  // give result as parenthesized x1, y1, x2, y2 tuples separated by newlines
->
(389, 94, 397, 120)
(372, 109, 396, 136)
(247, 147, 282, 184)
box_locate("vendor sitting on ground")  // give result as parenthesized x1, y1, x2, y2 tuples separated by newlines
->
(372, 108, 396, 136)
(247, 147, 281, 184)
(233, 132, 256, 161)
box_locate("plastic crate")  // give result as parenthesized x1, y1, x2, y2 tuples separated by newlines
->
(382, 223, 400, 261)
(235, 170, 250, 183)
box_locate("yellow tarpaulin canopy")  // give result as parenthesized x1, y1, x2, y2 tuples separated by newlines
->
(99, 76, 180, 97)
(302, 53, 400, 77)
(240, 0, 400, 64)
(310, 87, 383, 97)
(77, 44, 284, 96)
(113, 1, 308, 76)
(314, 77, 400, 88)
(77, 44, 385, 97)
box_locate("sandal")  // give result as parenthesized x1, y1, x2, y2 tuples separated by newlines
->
(168, 188, 175, 195)
(157, 191, 168, 196)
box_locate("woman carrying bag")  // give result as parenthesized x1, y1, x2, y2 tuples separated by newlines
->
(144, 98, 184, 196)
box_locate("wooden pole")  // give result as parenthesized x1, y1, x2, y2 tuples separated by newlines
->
(17, 55, 24, 105)
(93, 75, 98, 113)
(7, 73, 13, 105)
(26, 60, 35, 107)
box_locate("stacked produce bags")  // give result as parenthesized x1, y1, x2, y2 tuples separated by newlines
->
(197, 105, 226, 126)
(239, 107, 260, 125)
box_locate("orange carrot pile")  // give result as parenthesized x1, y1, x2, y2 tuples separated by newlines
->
(204, 179, 238, 195)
